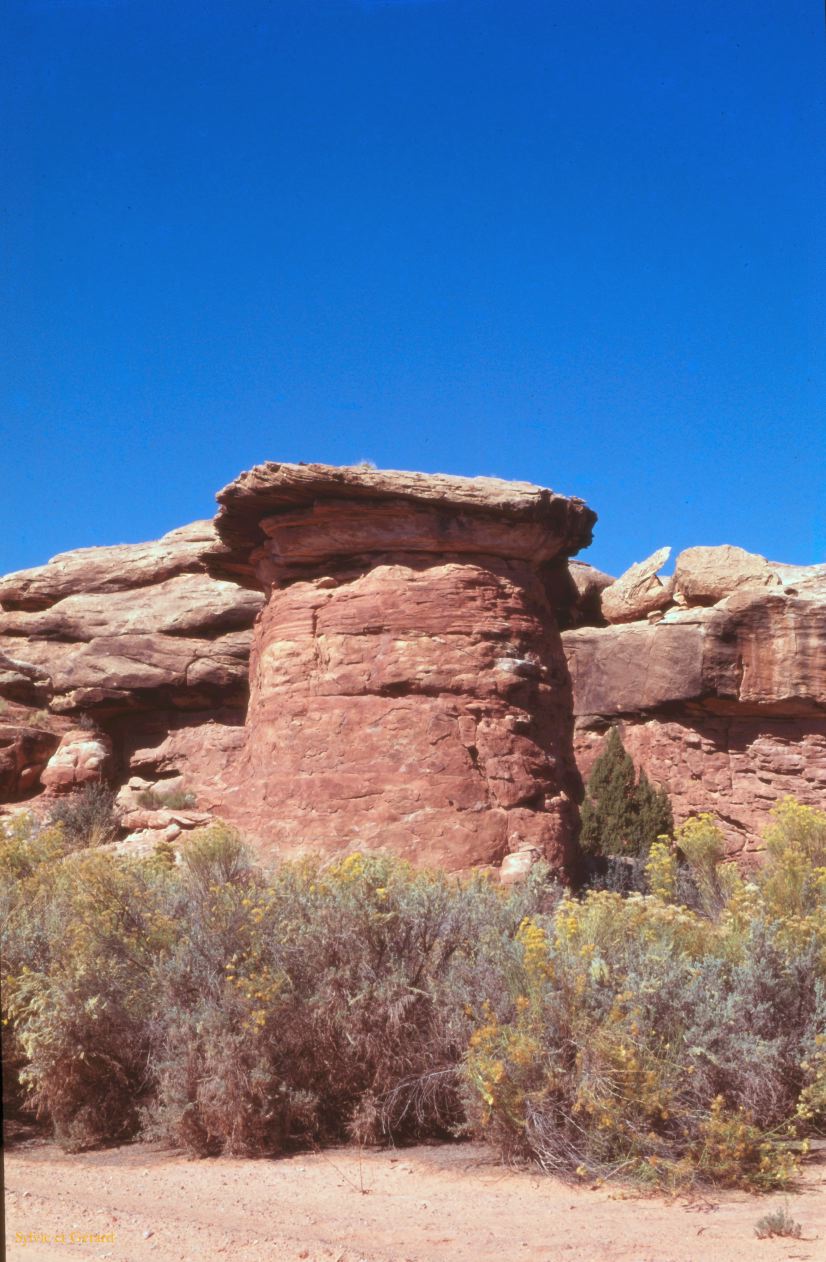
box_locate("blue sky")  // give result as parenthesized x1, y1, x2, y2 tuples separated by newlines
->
(2, 0, 824, 578)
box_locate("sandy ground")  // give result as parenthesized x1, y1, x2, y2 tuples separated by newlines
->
(4, 1134, 824, 1262)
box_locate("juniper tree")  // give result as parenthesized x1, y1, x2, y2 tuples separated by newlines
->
(579, 727, 673, 857)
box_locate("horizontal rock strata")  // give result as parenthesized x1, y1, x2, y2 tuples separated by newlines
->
(213, 462, 596, 873)
(3, 467, 823, 872)
(564, 548, 826, 852)
(0, 522, 262, 807)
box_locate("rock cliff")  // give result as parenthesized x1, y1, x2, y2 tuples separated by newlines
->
(564, 548, 826, 853)
(1, 463, 823, 867)
(0, 521, 263, 831)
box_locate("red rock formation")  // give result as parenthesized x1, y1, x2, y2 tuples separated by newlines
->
(3, 468, 823, 871)
(209, 462, 595, 874)
(0, 714, 61, 801)
(0, 521, 263, 809)
(564, 550, 826, 853)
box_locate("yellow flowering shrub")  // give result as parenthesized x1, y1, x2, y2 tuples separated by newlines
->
(461, 816, 824, 1191)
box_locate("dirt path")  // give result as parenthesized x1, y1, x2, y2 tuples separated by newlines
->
(4, 1137, 824, 1262)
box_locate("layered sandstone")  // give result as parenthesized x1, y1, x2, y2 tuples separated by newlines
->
(210, 462, 596, 873)
(564, 548, 826, 853)
(2, 465, 823, 871)
(0, 521, 263, 807)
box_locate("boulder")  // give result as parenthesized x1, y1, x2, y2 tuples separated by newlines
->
(40, 728, 113, 792)
(600, 547, 674, 624)
(673, 545, 781, 606)
(499, 848, 542, 885)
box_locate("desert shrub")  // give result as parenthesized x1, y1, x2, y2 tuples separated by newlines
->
(1, 814, 76, 1118)
(146, 841, 550, 1155)
(579, 728, 673, 860)
(3, 798, 823, 1189)
(136, 786, 197, 811)
(461, 805, 826, 1191)
(758, 800, 826, 959)
(144, 825, 286, 1155)
(46, 783, 119, 848)
(1, 833, 175, 1149)
(754, 1206, 803, 1239)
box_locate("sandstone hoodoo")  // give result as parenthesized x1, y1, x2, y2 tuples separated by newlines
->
(211, 462, 596, 873)
(2, 462, 824, 872)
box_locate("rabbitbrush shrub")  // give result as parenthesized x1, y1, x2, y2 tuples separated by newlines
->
(145, 835, 551, 1154)
(1, 816, 172, 1148)
(461, 802, 826, 1190)
(2, 799, 824, 1190)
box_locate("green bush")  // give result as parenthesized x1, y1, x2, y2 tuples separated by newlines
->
(579, 728, 673, 860)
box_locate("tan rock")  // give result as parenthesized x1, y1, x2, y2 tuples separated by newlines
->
(673, 545, 781, 606)
(0, 520, 225, 611)
(0, 521, 261, 822)
(40, 728, 113, 792)
(499, 849, 542, 884)
(600, 547, 673, 624)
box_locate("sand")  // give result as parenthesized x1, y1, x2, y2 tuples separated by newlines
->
(4, 1135, 824, 1262)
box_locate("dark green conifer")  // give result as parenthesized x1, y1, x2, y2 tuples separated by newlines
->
(579, 727, 673, 857)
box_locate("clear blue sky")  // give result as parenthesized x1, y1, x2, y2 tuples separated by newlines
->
(2, 0, 824, 579)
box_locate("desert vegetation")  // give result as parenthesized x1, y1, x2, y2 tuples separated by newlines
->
(579, 727, 674, 893)
(1, 797, 824, 1194)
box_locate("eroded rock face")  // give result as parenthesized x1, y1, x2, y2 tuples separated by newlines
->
(573, 715, 826, 856)
(0, 522, 263, 805)
(600, 547, 673, 624)
(0, 522, 262, 715)
(565, 557, 826, 852)
(3, 466, 823, 871)
(0, 718, 61, 800)
(212, 462, 596, 874)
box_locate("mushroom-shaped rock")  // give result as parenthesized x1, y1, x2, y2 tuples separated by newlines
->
(212, 462, 597, 876)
